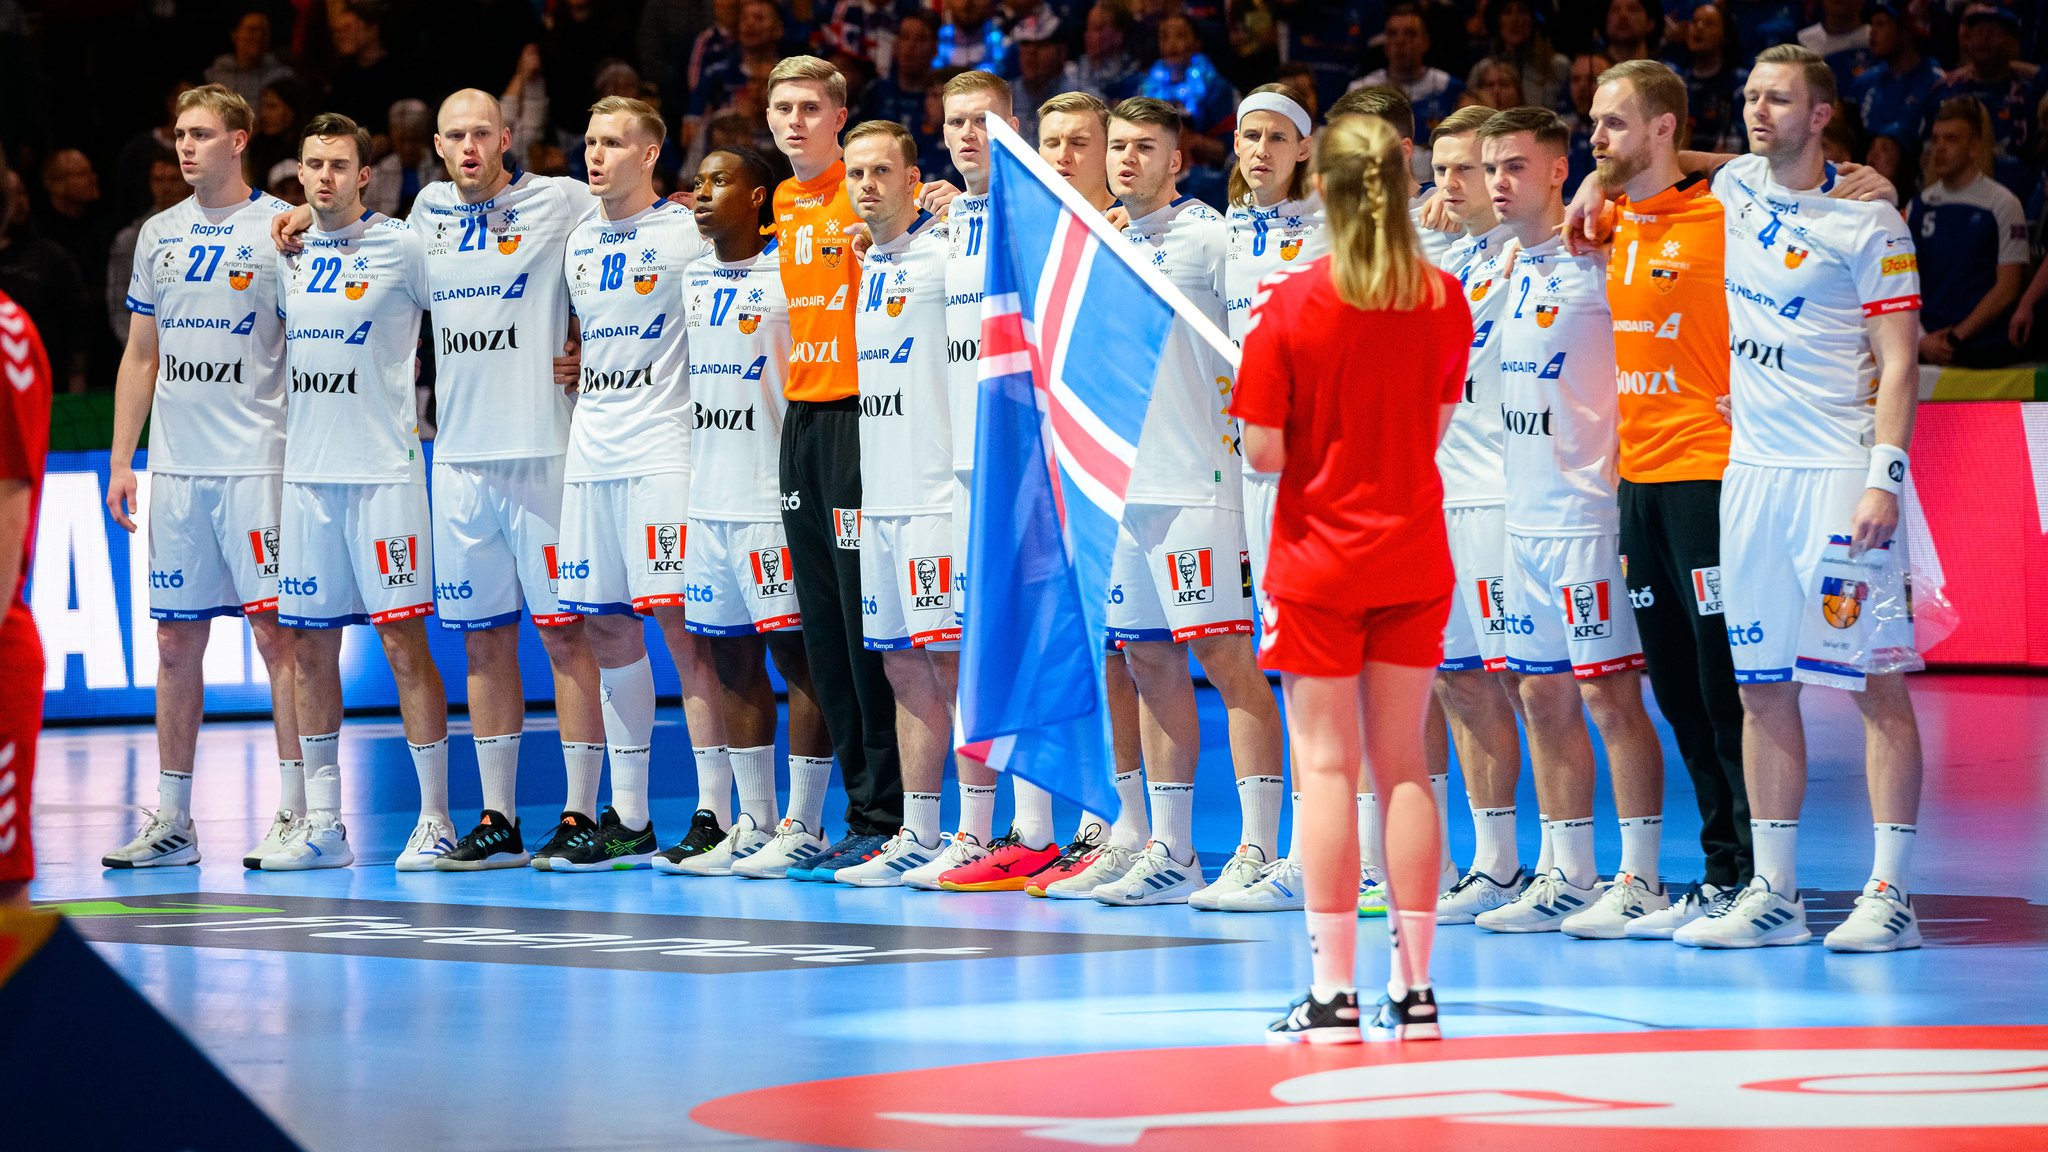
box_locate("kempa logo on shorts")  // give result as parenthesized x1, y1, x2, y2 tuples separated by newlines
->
(376, 535, 419, 589)
(248, 526, 280, 579)
(1166, 548, 1214, 605)
(907, 556, 952, 611)
(1562, 579, 1613, 640)
(645, 523, 687, 573)
(752, 547, 793, 598)
(834, 508, 862, 550)
(1476, 576, 1507, 635)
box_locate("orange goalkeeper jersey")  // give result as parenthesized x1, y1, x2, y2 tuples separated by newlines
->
(774, 161, 863, 403)
(1608, 175, 1732, 484)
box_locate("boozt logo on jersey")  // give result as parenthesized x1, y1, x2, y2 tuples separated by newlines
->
(693, 401, 757, 431)
(160, 354, 246, 384)
(640, 313, 668, 341)
(1475, 577, 1507, 636)
(1500, 406, 1553, 436)
(1561, 580, 1613, 640)
(644, 523, 686, 573)
(1730, 334, 1787, 372)
(441, 324, 519, 356)
(833, 508, 862, 550)
(1618, 367, 1678, 395)
(290, 367, 359, 394)
(1165, 548, 1214, 605)
(907, 556, 953, 611)
(248, 526, 280, 579)
(580, 365, 653, 392)
(859, 390, 904, 417)
(375, 536, 420, 589)
(948, 337, 980, 364)
(791, 339, 841, 365)
(1470, 320, 1492, 348)
(751, 547, 793, 599)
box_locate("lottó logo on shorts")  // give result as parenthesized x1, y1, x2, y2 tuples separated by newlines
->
(1692, 565, 1724, 616)
(645, 523, 687, 573)
(1475, 576, 1507, 635)
(1166, 548, 1214, 605)
(751, 547, 794, 598)
(1561, 579, 1612, 640)
(1820, 576, 1869, 629)
(834, 508, 862, 551)
(375, 535, 419, 589)
(907, 556, 953, 611)
(248, 525, 280, 579)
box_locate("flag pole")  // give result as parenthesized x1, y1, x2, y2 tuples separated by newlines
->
(982, 112, 1241, 372)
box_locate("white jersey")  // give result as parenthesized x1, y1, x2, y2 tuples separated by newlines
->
(1497, 234, 1619, 537)
(1411, 184, 1458, 269)
(683, 240, 790, 522)
(412, 172, 599, 462)
(1714, 155, 1922, 469)
(277, 211, 429, 485)
(1226, 195, 1326, 482)
(856, 212, 952, 517)
(125, 189, 293, 476)
(1437, 223, 1516, 508)
(1121, 196, 1238, 509)
(562, 199, 708, 482)
(944, 191, 990, 475)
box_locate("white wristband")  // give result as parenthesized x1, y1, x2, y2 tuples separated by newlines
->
(1866, 443, 1908, 495)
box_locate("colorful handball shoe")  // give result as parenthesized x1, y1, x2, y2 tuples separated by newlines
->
(902, 830, 990, 891)
(1024, 824, 1107, 897)
(834, 829, 940, 887)
(259, 814, 353, 871)
(1474, 868, 1598, 933)
(938, 828, 1061, 892)
(1561, 872, 1670, 939)
(797, 831, 890, 882)
(1823, 880, 1921, 953)
(434, 810, 530, 871)
(1188, 843, 1270, 911)
(732, 817, 830, 879)
(1357, 864, 1389, 918)
(1370, 987, 1442, 1041)
(1674, 876, 1811, 949)
(1267, 988, 1363, 1045)
(529, 811, 598, 872)
(1435, 866, 1526, 925)
(1042, 842, 1138, 899)
(1091, 840, 1203, 906)
(102, 810, 200, 869)
(546, 806, 657, 872)
(652, 809, 727, 875)
(1215, 856, 1307, 912)
(1624, 880, 1730, 940)
(676, 812, 772, 876)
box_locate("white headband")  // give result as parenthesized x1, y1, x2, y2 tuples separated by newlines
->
(1236, 92, 1312, 139)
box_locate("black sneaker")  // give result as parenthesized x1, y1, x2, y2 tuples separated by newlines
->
(547, 806, 658, 872)
(652, 809, 726, 875)
(1370, 986, 1442, 1041)
(434, 810, 530, 871)
(1267, 988, 1363, 1044)
(529, 811, 598, 871)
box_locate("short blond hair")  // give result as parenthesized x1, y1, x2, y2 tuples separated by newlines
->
(844, 119, 917, 167)
(588, 95, 666, 145)
(767, 55, 848, 109)
(1429, 103, 1498, 146)
(178, 84, 254, 136)
(1039, 90, 1109, 130)
(1600, 59, 1688, 133)
(943, 68, 1013, 113)
(1754, 43, 1836, 106)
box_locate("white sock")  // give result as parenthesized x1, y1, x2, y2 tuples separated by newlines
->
(1307, 909, 1356, 998)
(1011, 776, 1054, 848)
(959, 783, 997, 844)
(1752, 818, 1799, 894)
(1552, 816, 1595, 887)
(729, 745, 777, 828)
(1108, 769, 1149, 850)
(1429, 772, 1453, 875)
(157, 770, 193, 823)
(1357, 792, 1382, 872)
(561, 741, 605, 817)
(1393, 909, 1435, 997)
(1617, 814, 1663, 887)
(1871, 822, 1916, 890)
(278, 758, 307, 815)
(693, 744, 733, 827)
(904, 791, 941, 845)
(474, 732, 521, 817)
(409, 738, 451, 823)
(599, 659, 656, 829)
(1284, 790, 1304, 860)
(1147, 780, 1195, 862)
(1534, 811, 1554, 875)
(302, 731, 341, 820)
(1471, 806, 1518, 879)
(1076, 809, 1112, 844)
(788, 755, 834, 832)
(1236, 774, 1283, 860)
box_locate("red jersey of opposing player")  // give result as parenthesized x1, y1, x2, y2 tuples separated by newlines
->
(1229, 257, 1470, 674)
(0, 289, 51, 885)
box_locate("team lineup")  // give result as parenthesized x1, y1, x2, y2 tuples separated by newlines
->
(96, 39, 1928, 1043)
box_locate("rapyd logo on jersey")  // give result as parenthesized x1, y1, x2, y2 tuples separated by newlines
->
(248, 526, 280, 579)
(375, 536, 419, 589)
(751, 548, 793, 598)
(645, 523, 686, 573)
(1562, 579, 1613, 639)
(1166, 549, 1214, 605)
(908, 557, 952, 611)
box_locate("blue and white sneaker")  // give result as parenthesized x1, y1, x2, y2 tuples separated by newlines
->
(1823, 879, 1921, 953)
(1625, 880, 1733, 939)
(791, 831, 889, 882)
(102, 810, 200, 869)
(834, 829, 939, 887)
(1092, 840, 1203, 906)
(259, 815, 354, 871)
(1189, 844, 1269, 910)
(1357, 863, 1389, 917)
(1675, 875, 1811, 948)
(1561, 871, 1670, 939)
(1215, 856, 1306, 912)
(394, 816, 458, 872)
(1474, 868, 1597, 933)
(1436, 866, 1526, 924)
(732, 817, 829, 879)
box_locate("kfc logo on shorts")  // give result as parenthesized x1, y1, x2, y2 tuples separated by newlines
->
(1691, 565, 1724, 616)
(908, 556, 953, 611)
(248, 525, 280, 579)
(375, 535, 420, 589)
(751, 547, 793, 598)
(645, 523, 687, 573)
(1167, 548, 1215, 605)
(1476, 576, 1507, 635)
(834, 508, 862, 551)
(544, 543, 561, 593)
(1561, 579, 1613, 640)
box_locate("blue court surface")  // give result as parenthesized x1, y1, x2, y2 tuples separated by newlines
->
(26, 672, 2048, 1151)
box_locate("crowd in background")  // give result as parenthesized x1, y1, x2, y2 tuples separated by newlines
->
(2, 0, 2045, 394)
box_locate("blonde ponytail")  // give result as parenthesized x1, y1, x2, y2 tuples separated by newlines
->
(1315, 115, 1442, 314)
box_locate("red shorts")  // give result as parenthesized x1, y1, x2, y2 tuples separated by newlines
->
(0, 613, 43, 884)
(1257, 593, 1451, 677)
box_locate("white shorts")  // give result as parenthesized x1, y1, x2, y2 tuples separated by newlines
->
(951, 475, 972, 628)
(432, 456, 577, 631)
(1106, 502, 1254, 645)
(558, 471, 693, 617)
(684, 517, 802, 637)
(146, 472, 282, 620)
(1720, 462, 1912, 684)
(278, 481, 435, 629)
(1503, 532, 1646, 679)
(1441, 503, 1509, 673)
(860, 511, 960, 651)
(1242, 471, 1279, 625)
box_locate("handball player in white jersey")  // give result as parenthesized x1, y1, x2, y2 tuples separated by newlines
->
(102, 85, 303, 870)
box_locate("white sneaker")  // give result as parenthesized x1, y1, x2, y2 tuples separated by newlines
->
(259, 815, 354, 871)
(101, 811, 200, 868)
(1440, 856, 1461, 895)
(1043, 842, 1137, 898)
(1625, 881, 1731, 939)
(1474, 868, 1598, 933)
(1215, 856, 1306, 912)
(1823, 880, 1922, 953)
(675, 812, 772, 876)
(1561, 872, 1670, 939)
(1674, 876, 1811, 948)
(731, 817, 830, 879)
(1188, 844, 1269, 911)
(835, 829, 940, 887)
(1357, 864, 1388, 917)
(1435, 866, 1525, 924)
(243, 810, 298, 870)
(1092, 841, 1203, 906)
(901, 830, 989, 891)
(395, 816, 457, 872)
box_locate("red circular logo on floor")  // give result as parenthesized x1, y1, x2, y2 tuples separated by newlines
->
(692, 1026, 2048, 1151)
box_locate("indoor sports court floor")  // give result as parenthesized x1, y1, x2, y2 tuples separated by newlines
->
(26, 673, 2048, 1151)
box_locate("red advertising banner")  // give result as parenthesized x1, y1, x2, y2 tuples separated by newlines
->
(1912, 402, 2048, 667)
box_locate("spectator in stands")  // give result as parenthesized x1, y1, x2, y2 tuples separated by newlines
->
(694, 1, 792, 149)
(1931, 3, 2040, 201)
(1468, 58, 1523, 110)
(1138, 13, 1237, 203)
(1011, 13, 1070, 142)
(1473, 0, 1569, 112)
(1273, 61, 1321, 121)
(819, 0, 894, 78)
(1602, 0, 1663, 62)
(637, 0, 720, 106)
(862, 11, 941, 133)
(1674, 2, 1744, 152)
(0, 165, 86, 393)
(105, 149, 185, 343)
(367, 99, 438, 218)
(1851, 2, 1944, 146)
(266, 158, 305, 204)
(1272, 1, 1377, 114)
(1354, 5, 1463, 186)
(1798, 0, 1872, 92)
(247, 77, 311, 189)
(327, 1, 406, 135)
(1068, 1, 1142, 103)
(920, 70, 967, 187)
(937, 0, 1013, 74)
(544, 0, 638, 150)
(2008, 235, 2048, 354)
(1912, 97, 2030, 368)
(36, 149, 115, 384)
(1563, 49, 1611, 197)
(690, 0, 743, 93)
(1865, 126, 1918, 202)
(113, 80, 197, 219)
(1822, 102, 1861, 163)
(204, 10, 298, 109)
(1220, 0, 1279, 95)
(500, 44, 551, 168)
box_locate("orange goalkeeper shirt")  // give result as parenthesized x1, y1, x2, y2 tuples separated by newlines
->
(1608, 175, 1732, 484)
(774, 161, 863, 403)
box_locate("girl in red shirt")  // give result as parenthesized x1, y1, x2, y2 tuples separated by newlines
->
(1230, 114, 1471, 1043)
